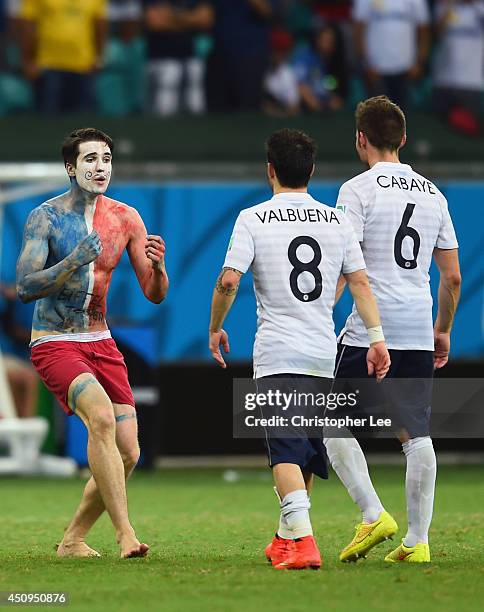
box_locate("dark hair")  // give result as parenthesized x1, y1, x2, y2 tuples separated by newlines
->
(313, 23, 348, 100)
(62, 127, 114, 167)
(266, 129, 317, 188)
(355, 96, 406, 151)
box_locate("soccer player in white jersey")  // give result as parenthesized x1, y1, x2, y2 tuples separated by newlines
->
(326, 96, 461, 563)
(208, 129, 391, 570)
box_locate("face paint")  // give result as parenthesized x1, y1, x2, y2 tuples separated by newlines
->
(73, 141, 112, 195)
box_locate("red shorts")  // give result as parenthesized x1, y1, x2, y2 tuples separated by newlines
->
(30, 338, 135, 416)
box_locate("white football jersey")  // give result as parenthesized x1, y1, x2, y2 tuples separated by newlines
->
(433, 1, 484, 91)
(353, 0, 430, 74)
(337, 162, 458, 351)
(223, 192, 366, 378)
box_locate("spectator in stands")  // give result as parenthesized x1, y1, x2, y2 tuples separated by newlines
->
(353, 0, 430, 109)
(19, 0, 108, 113)
(263, 29, 300, 116)
(206, 0, 279, 111)
(143, 1, 213, 116)
(433, 0, 484, 119)
(293, 22, 348, 112)
(0, 283, 37, 418)
(101, 1, 144, 115)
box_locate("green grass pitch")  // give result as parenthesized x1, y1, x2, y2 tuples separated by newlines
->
(1, 466, 483, 612)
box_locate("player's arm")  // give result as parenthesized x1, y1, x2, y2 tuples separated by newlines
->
(345, 269, 380, 328)
(334, 274, 347, 305)
(344, 269, 390, 381)
(16, 207, 102, 303)
(341, 216, 389, 380)
(208, 268, 243, 368)
(432, 248, 461, 369)
(209, 213, 254, 368)
(126, 209, 168, 304)
(334, 182, 366, 306)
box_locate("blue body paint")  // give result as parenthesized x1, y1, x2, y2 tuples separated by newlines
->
(115, 412, 137, 423)
(33, 204, 91, 331)
(17, 194, 130, 335)
(70, 377, 98, 412)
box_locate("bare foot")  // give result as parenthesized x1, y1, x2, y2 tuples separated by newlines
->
(120, 540, 150, 559)
(56, 541, 101, 558)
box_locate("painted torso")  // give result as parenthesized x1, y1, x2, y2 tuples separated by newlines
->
(32, 194, 135, 338)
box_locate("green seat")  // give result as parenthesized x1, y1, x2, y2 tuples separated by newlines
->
(0, 73, 34, 115)
(96, 37, 146, 116)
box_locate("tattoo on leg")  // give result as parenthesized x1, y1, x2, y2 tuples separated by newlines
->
(215, 267, 242, 296)
(71, 378, 98, 412)
(115, 411, 137, 423)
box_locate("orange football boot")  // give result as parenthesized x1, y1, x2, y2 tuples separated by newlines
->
(274, 535, 321, 570)
(265, 534, 295, 566)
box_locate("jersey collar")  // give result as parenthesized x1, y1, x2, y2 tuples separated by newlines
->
(372, 162, 413, 172)
(271, 192, 314, 202)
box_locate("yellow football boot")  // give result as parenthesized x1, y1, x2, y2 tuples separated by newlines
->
(339, 511, 398, 563)
(384, 541, 430, 563)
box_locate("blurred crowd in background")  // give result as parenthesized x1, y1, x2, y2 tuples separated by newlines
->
(0, 1, 483, 121)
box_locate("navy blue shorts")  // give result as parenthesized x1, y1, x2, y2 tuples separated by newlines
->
(334, 344, 434, 439)
(255, 374, 330, 480)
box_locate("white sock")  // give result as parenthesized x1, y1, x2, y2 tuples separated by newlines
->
(402, 436, 436, 547)
(277, 513, 293, 539)
(324, 435, 385, 524)
(280, 490, 313, 539)
(272, 486, 294, 539)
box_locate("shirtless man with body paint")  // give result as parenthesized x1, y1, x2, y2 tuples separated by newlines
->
(16, 128, 168, 558)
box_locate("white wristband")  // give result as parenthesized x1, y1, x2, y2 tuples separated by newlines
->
(367, 325, 385, 345)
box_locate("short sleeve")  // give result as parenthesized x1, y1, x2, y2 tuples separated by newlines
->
(436, 197, 459, 249)
(20, 0, 39, 19)
(336, 182, 366, 242)
(414, 0, 430, 25)
(223, 214, 255, 274)
(342, 221, 366, 275)
(352, 0, 371, 21)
